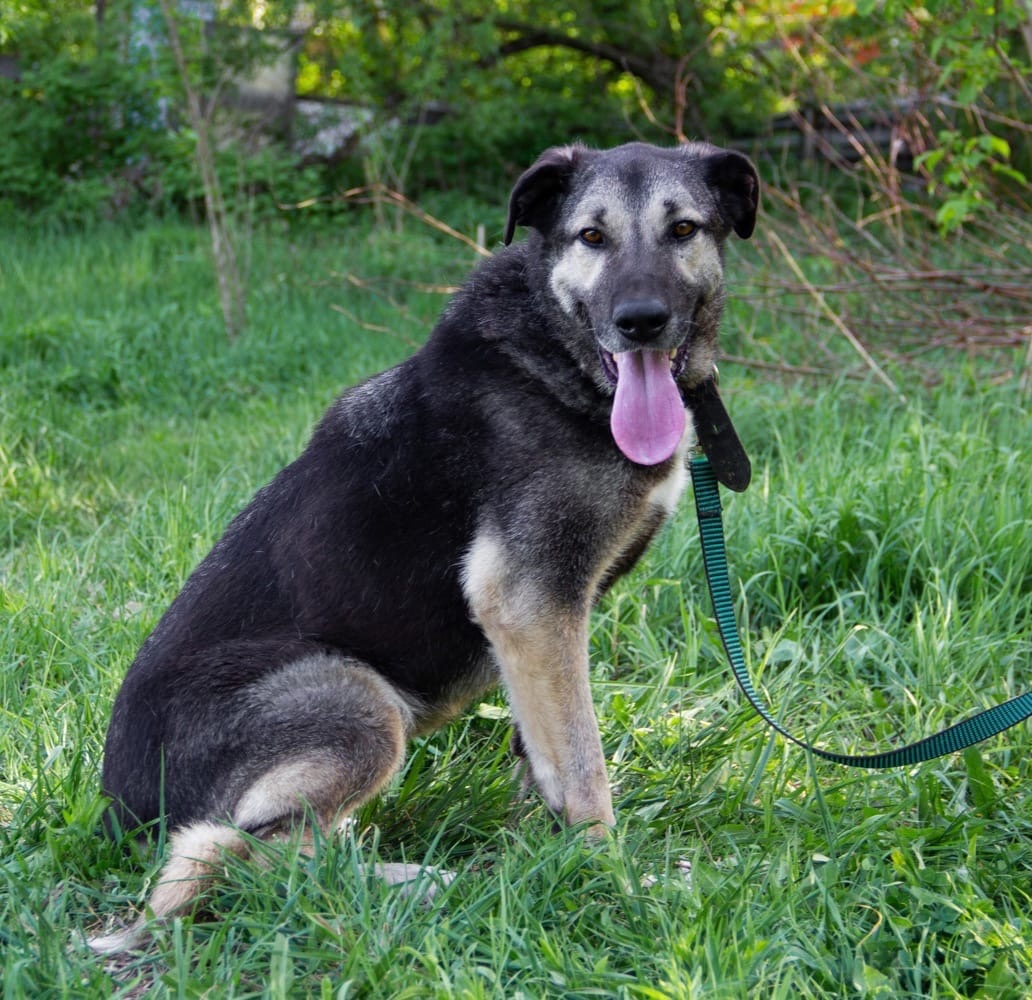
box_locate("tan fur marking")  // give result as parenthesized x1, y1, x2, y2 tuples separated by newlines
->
(90, 656, 419, 954)
(463, 533, 615, 828)
(88, 822, 249, 954)
(232, 753, 351, 830)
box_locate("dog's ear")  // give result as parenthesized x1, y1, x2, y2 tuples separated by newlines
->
(700, 150, 760, 239)
(504, 145, 583, 245)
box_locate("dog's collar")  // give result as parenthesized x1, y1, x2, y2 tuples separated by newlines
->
(685, 370, 751, 492)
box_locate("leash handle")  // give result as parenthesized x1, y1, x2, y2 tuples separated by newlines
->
(689, 455, 1032, 768)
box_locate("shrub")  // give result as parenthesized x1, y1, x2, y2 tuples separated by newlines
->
(0, 47, 174, 221)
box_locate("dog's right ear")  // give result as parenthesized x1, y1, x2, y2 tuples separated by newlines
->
(504, 145, 583, 245)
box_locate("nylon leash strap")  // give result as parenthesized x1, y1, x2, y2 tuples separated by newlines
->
(689, 454, 1032, 767)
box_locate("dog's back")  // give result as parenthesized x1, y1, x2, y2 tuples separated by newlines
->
(92, 141, 758, 953)
(102, 249, 525, 828)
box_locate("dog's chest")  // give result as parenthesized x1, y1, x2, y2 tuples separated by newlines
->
(643, 452, 690, 521)
(589, 447, 690, 597)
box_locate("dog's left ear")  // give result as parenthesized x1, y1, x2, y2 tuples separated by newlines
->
(504, 145, 584, 245)
(701, 150, 760, 239)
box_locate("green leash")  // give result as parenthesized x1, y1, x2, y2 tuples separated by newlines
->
(689, 454, 1032, 767)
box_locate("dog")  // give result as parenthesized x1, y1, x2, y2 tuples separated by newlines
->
(89, 140, 758, 953)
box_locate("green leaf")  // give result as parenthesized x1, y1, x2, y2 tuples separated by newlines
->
(990, 163, 1028, 184)
(963, 747, 997, 814)
(915, 149, 945, 173)
(936, 197, 975, 233)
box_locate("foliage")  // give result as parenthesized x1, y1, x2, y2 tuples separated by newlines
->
(2, 1, 1030, 224)
(878, 0, 1030, 233)
(296, 0, 782, 198)
(0, 0, 95, 55)
(1, 220, 1030, 996)
(917, 130, 1027, 233)
(0, 0, 319, 221)
(768, 0, 1031, 233)
(0, 39, 169, 220)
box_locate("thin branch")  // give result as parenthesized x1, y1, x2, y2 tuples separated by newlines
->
(337, 185, 494, 258)
(764, 230, 907, 403)
(720, 355, 841, 379)
(489, 19, 679, 93)
(156, 0, 246, 340)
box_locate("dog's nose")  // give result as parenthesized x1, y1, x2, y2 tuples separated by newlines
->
(612, 297, 670, 343)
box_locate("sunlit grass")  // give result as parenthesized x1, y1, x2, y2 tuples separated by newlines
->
(1, 219, 1029, 997)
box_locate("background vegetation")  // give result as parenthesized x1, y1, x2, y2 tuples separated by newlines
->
(0, 1, 1029, 997)
(1, 1, 1029, 224)
(1, 217, 1028, 998)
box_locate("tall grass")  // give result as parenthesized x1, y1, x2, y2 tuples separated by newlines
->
(1, 219, 1029, 998)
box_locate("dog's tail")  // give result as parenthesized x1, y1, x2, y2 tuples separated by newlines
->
(87, 821, 251, 955)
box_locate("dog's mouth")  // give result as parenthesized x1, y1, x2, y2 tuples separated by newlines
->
(599, 340, 689, 385)
(599, 343, 689, 466)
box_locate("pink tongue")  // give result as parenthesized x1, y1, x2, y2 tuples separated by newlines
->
(610, 350, 686, 465)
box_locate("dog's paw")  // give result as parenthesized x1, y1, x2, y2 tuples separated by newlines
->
(84, 919, 146, 956)
(640, 858, 694, 892)
(365, 862, 455, 906)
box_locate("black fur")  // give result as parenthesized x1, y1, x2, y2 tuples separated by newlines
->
(100, 141, 759, 837)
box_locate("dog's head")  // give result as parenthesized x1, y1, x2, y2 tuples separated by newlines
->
(505, 142, 758, 466)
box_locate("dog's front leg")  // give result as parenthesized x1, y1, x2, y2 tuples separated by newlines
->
(497, 619, 614, 832)
(464, 536, 614, 832)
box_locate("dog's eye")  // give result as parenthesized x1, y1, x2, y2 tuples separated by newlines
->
(579, 228, 605, 247)
(672, 220, 698, 239)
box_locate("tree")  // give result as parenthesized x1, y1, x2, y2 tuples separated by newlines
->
(298, 1, 763, 139)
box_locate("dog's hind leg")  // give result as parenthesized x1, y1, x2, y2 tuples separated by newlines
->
(87, 821, 252, 955)
(88, 653, 417, 954)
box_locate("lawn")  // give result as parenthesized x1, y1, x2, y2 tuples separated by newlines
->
(1, 214, 1029, 998)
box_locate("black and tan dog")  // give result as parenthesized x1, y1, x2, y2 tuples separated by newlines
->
(90, 141, 758, 952)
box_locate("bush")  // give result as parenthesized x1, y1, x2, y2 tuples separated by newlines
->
(771, 0, 1031, 234)
(0, 48, 175, 221)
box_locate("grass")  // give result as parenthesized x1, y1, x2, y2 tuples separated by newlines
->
(1, 216, 1029, 998)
